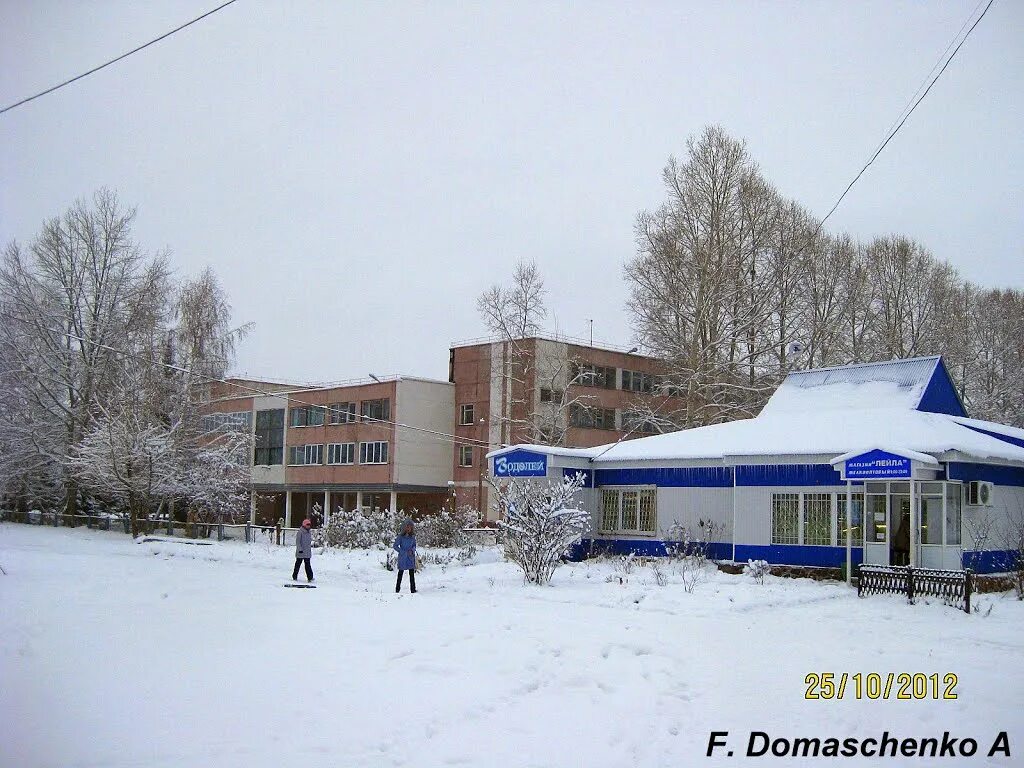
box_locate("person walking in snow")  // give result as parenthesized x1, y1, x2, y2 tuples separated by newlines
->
(293, 518, 314, 582)
(393, 519, 417, 593)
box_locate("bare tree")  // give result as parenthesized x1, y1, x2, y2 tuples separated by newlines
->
(0, 189, 170, 517)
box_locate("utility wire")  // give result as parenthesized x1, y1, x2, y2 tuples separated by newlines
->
(0, 0, 239, 116)
(817, 0, 995, 230)
(0, 309, 492, 449)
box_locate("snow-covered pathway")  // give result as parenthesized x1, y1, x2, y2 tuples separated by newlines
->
(2, 524, 1021, 767)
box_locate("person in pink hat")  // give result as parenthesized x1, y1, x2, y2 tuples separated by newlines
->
(292, 518, 314, 582)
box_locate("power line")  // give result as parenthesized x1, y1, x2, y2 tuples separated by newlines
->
(817, 0, 995, 230)
(0, 308, 492, 450)
(0, 0, 239, 116)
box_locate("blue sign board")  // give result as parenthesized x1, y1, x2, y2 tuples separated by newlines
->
(843, 449, 912, 480)
(493, 449, 548, 478)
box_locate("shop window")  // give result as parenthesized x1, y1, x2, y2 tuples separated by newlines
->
(837, 493, 864, 546)
(945, 484, 962, 545)
(803, 493, 832, 545)
(598, 488, 656, 534)
(771, 493, 800, 545)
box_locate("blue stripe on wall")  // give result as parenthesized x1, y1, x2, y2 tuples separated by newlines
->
(735, 544, 864, 568)
(735, 464, 846, 487)
(569, 539, 732, 561)
(562, 468, 593, 485)
(594, 466, 734, 488)
(962, 549, 1021, 574)
(947, 462, 1024, 487)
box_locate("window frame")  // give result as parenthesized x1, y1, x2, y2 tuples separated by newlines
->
(289, 405, 325, 428)
(458, 445, 474, 467)
(568, 404, 617, 430)
(326, 442, 355, 465)
(254, 408, 284, 466)
(459, 404, 475, 426)
(288, 443, 324, 466)
(359, 440, 389, 465)
(597, 486, 657, 536)
(328, 402, 356, 425)
(360, 398, 391, 423)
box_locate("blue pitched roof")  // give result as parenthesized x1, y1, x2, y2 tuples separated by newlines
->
(761, 356, 967, 418)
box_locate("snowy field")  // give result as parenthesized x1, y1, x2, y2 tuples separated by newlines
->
(2, 523, 1022, 768)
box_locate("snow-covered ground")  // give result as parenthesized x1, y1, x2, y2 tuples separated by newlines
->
(2, 523, 1021, 768)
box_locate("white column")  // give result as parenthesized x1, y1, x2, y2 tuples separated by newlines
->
(845, 481, 853, 585)
(249, 492, 257, 525)
(356, 490, 363, 513)
(909, 479, 917, 567)
(284, 491, 292, 528)
(390, 490, 399, 517)
(323, 490, 329, 521)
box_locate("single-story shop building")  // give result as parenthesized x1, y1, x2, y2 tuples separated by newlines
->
(488, 357, 1024, 574)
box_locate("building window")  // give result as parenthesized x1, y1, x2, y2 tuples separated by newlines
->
(837, 493, 864, 546)
(359, 441, 389, 464)
(327, 442, 355, 465)
(621, 370, 655, 394)
(459, 404, 475, 425)
(360, 398, 391, 422)
(598, 488, 657, 535)
(771, 493, 800, 545)
(459, 445, 474, 467)
(328, 402, 356, 424)
(621, 410, 658, 434)
(254, 409, 284, 465)
(539, 388, 564, 404)
(569, 404, 616, 430)
(803, 493, 832, 546)
(288, 444, 323, 466)
(289, 406, 325, 428)
(570, 362, 616, 389)
(200, 411, 253, 433)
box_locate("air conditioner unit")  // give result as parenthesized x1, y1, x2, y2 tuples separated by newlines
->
(966, 481, 994, 507)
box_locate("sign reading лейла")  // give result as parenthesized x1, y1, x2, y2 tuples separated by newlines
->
(493, 449, 548, 478)
(844, 449, 912, 480)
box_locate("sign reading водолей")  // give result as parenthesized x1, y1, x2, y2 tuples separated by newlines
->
(492, 449, 548, 478)
(844, 449, 913, 480)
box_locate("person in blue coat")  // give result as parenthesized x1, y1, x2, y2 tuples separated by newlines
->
(393, 519, 417, 593)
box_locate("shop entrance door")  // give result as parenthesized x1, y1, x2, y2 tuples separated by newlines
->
(890, 495, 911, 566)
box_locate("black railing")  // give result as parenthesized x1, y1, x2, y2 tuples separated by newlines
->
(858, 564, 973, 614)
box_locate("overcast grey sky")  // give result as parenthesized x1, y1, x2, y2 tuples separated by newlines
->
(2, 1, 1021, 384)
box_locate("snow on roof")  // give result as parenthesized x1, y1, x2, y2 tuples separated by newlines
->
(759, 357, 942, 416)
(486, 444, 598, 460)
(587, 409, 1024, 465)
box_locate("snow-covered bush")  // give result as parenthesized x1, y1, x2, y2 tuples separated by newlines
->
(315, 506, 397, 550)
(416, 506, 481, 547)
(744, 559, 771, 585)
(663, 520, 722, 593)
(493, 473, 591, 586)
(649, 558, 667, 587)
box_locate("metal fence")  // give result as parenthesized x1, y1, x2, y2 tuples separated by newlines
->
(857, 564, 974, 614)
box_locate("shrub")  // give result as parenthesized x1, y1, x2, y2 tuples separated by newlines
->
(744, 559, 771, 584)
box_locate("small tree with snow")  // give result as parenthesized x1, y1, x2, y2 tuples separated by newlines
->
(744, 559, 771, 585)
(492, 472, 591, 585)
